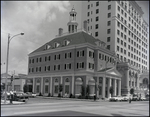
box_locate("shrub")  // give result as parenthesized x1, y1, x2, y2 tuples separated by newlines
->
(69, 93, 73, 98)
(58, 93, 61, 97)
(39, 92, 43, 96)
(47, 93, 51, 97)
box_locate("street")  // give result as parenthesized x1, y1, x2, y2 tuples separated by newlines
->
(1, 97, 149, 116)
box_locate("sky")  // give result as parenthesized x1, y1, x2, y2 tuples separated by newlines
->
(1, 1, 149, 75)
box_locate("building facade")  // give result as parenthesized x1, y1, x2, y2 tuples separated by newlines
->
(81, 1, 149, 74)
(27, 8, 123, 98)
(1, 73, 26, 92)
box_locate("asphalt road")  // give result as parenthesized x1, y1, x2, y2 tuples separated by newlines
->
(1, 97, 149, 116)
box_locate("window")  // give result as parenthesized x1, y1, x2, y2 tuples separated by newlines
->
(121, 9, 124, 14)
(96, 16, 99, 21)
(32, 59, 34, 63)
(89, 51, 94, 58)
(108, 5, 111, 10)
(124, 42, 126, 47)
(95, 32, 98, 36)
(128, 45, 130, 49)
(125, 13, 127, 17)
(118, 6, 120, 11)
(118, 14, 120, 19)
(77, 62, 84, 69)
(88, 5, 90, 9)
(77, 50, 84, 57)
(121, 40, 123, 45)
(117, 46, 119, 51)
(87, 12, 90, 16)
(117, 21, 120, 27)
(124, 35, 126, 39)
(108, 13, 111, 18)
(54, 64, 60, 70)
(107, 21, 111, 26)
(121, 32, 123, 37)
(107, 29, 111, 34)
(117, 30, 120, 35)
(96, 9, 99, 14)
(124, 50, 126, 54)
(107, 45, 110, 50)
(107, 37, 110, 42)
(96, 1, 99, 6)
(128, 52, 130, 57)
(117, 38, 120, 43)
(64, 63, 71, 70)
(95, 24, 98, 29)
(54, 54, 60, 60)
(65, 52, 72, 59)
(89, 63, 94, 69)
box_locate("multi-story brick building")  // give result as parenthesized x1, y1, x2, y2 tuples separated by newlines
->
(27, 7, 122, 99)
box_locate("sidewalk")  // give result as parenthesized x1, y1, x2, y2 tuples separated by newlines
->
(1, 100, 26, 105)
(36, 96, 109, 102)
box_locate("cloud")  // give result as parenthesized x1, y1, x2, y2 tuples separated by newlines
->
(1, 1, 71, 74)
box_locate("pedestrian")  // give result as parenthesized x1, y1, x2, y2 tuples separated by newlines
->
(10, 90, 14, 104)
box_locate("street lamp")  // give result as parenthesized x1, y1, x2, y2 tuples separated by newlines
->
(4, 33, 24, 104)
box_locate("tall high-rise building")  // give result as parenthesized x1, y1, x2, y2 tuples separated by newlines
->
(81, 1, 149, 73)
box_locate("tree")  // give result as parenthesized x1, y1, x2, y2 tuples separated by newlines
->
(23, 84, 28, 93)
(109, 86, 114, 97)
(58, 84, 63, 97)
(130, 88, 134, 95)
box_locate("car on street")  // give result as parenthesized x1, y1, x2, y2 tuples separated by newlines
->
(109, 96, 124, 102)
(140, 97, 146, 101)
(122, 94, 129, 101)
(13, 92, 29, 102)
(26, 92, 36, 98)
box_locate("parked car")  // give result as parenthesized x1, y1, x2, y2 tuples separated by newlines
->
(122, 94, 129, 101)
(13, 92, 29, 102)
(109, 96, 123, 102)
(140, 97, 146, 101)
(26, 92, 36, 98)
(132, 94, 140, 101)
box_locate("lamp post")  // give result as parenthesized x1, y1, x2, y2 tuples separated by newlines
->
(4, 33, 24, 104)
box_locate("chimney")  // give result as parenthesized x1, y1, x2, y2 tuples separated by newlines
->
(58, 28, 63, 36)
(83, 20, 88, 32)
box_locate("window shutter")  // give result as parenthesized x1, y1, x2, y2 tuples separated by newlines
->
(77, 51, 79, 57)
(69, 63, 71, 69)
(82, 50, 84, 56)
(70, 52, 71, 58)
(65, 53, 67, 58)
(82, 62, 84, 68)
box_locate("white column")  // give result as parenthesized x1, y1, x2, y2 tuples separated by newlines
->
(50, 77, 52, 94)
(118, 79, 121, 96)
(107, 78, 111, 98)
(113, 79, 116, 96)
(32, 78, 35, 93)
(102, 77, 106, 98)
(41, 77, 43, 94)
(72, 76, 75, 95)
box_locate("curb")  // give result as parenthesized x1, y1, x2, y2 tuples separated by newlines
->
(36, 96, 109, 102)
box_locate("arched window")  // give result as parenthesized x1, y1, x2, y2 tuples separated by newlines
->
(45, 79, 49, 83)
(143, 78, 148, 85)
(37, 79, 40, 83)
(65, 78, 70, 82)
(55, 78, 58, 82)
